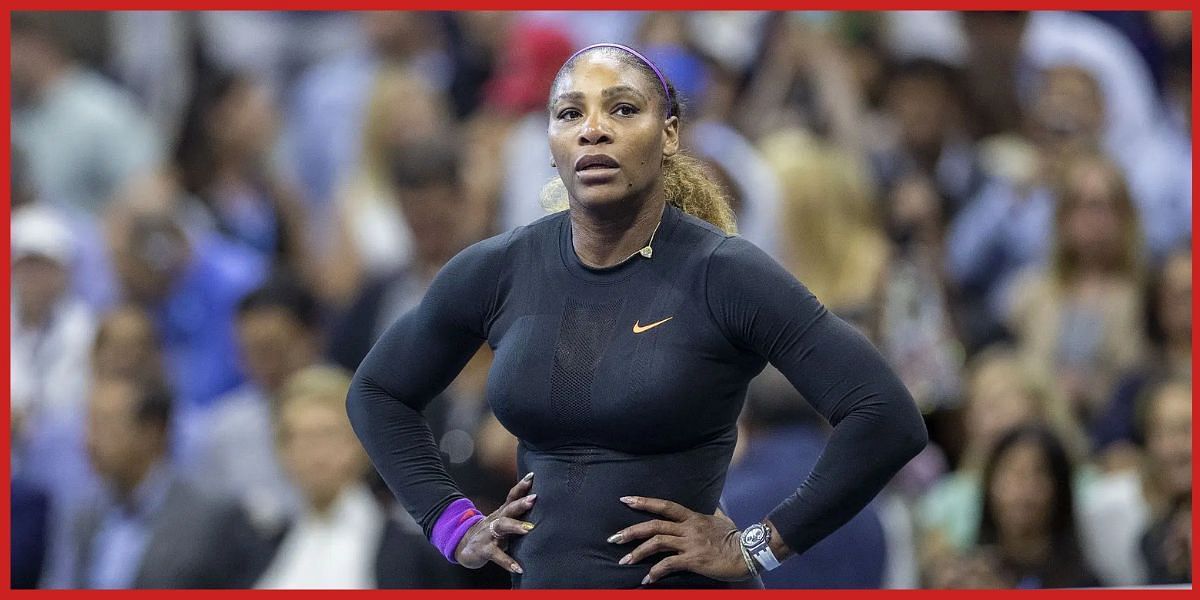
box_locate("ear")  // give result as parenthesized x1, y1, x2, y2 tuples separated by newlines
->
(662, 115, 679, 159)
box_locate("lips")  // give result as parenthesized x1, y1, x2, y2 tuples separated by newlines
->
(575, 154, 620, 171)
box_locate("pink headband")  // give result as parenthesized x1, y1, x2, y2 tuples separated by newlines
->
(565, 43, 674, 117)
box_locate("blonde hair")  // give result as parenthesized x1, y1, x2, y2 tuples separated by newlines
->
(1050, 151, 1143, 285)
(357, 66, 449, 191)
(276, 364, 354, 426)
(960, 345, 1087, 470)
(761, 129, 887, 310)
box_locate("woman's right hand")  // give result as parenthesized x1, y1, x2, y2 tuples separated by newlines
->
(454, 472, 538, 573)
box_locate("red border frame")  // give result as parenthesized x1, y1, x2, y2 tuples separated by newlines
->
(3, 5, 1197, 596)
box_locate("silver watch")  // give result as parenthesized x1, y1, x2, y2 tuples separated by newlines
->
(739, 523, 781, 572)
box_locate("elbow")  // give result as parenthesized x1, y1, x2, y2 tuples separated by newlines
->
(344, 372, 369, 427)
(905, 415, 929, 461)
(898, 398, 929, 462)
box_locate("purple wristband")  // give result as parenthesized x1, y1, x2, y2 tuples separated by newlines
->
(431, 498, 485, 564)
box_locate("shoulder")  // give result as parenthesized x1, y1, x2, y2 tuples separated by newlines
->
(699, 230, 793, 284)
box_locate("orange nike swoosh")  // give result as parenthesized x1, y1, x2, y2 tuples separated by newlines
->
(633, 316, 673, 334)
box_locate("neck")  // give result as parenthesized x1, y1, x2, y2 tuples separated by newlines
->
(569, 194, 666, 269)
(114, 455, 160, 502)
(19, 301, 53, 330)
(308, 487, 346, 518)
(29, 60, 71, 100)
(999, 530, 1051, 566)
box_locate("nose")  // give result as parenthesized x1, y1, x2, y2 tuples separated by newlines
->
(578, 111, 612, 146)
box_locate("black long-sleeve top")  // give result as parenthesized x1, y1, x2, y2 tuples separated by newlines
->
(347, 203, 927, 588)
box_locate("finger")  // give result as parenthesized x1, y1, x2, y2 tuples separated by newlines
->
(642, 555, 689, 585)
(488, 545, 524, 575)
(491, 516, 537, 537)
(620, 534, 684, 565)
(620, 496, 691, 522)
(505, 472, 535, 504)
(500, 493, 537, 518)
(608, 519, 683, 544)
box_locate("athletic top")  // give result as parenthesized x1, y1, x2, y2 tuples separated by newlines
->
(347, 203, 927, 588)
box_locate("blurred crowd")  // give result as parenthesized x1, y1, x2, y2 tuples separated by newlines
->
(9, 10, 1192, 589)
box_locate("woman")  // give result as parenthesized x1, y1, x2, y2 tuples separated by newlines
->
(1005, 151, 1147, 433)
(173, 71, 313, 284)
(347, 43, 927, 589)
(975, 425, 1098, 588)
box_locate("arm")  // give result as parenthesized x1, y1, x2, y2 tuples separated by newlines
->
(346, 234, 507, 538)
(706, 236, 928, 559)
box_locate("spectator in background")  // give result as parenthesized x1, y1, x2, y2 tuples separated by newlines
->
(917, 346, 1086, 576)
(872, 174, 964, 415)
(739, 13, 870, 155)
(330, 138, 489, 369)
(327, 136, 513, 590)
(1095, 245, 1191, 467)
(1079, 378, 1191, 586)
(760, 129, 887, 330)
(1138, 379, 1192, 585)
(10, 205, 96, 450)
(974, 425, 1098, 588)
(283, 11, 449, 215)
(104, 172, 266, 413)
(319, 65, 453, 307)
(482, 20, 577, 233)
(173, 71, 314, 284)
(1006, 152, 1147, 439)
(648, 44, 784, 258)
(23, 306, 163, 589)
(724, 366, 890, 588)
(945, 64, 1110, 351)
(252, 365, 462, 589)
(11, 12, 162, 215)
(185, 275, 323, 535)
(69, 375, 264, 588)
(870, 58, 984, 220)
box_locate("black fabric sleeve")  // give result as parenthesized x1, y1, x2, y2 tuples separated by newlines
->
(705, 236, 928, 557)
(346, 234, 509, 539)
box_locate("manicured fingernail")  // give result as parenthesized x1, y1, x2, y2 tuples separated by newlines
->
(641, 575, 651, 585)
(512, 563, 523, 574)
(526, 494, 537, 502)
(619, 554, 632, 565)
(522, 521, 535, 531)
(620, 496, 636, 505)
(523, 472, 534, 481)
(607, 532, 623, 544)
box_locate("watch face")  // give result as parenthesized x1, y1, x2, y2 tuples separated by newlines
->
(742, 524, 766, 546)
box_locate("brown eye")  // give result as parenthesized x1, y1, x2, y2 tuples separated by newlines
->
(557, 108, 582, 120)
(614, 104, 638, 117)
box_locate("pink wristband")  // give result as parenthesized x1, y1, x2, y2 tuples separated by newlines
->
(431, 498, 484, 564)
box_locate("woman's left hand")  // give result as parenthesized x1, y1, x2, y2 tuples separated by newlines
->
(607, 495, 752, 585)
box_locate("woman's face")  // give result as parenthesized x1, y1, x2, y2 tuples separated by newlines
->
(967, 361, 1038, 455)
(210, 79, 279, 159)
(989, 440, 1056, 539)
(548, 53, 678, 212)
(1062, 162, 1123, 267)
(1146, 383, 1192, 499)
(1158, 251, 1192, 347)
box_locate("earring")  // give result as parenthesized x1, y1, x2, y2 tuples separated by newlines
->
(550, 160, 556, 168)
